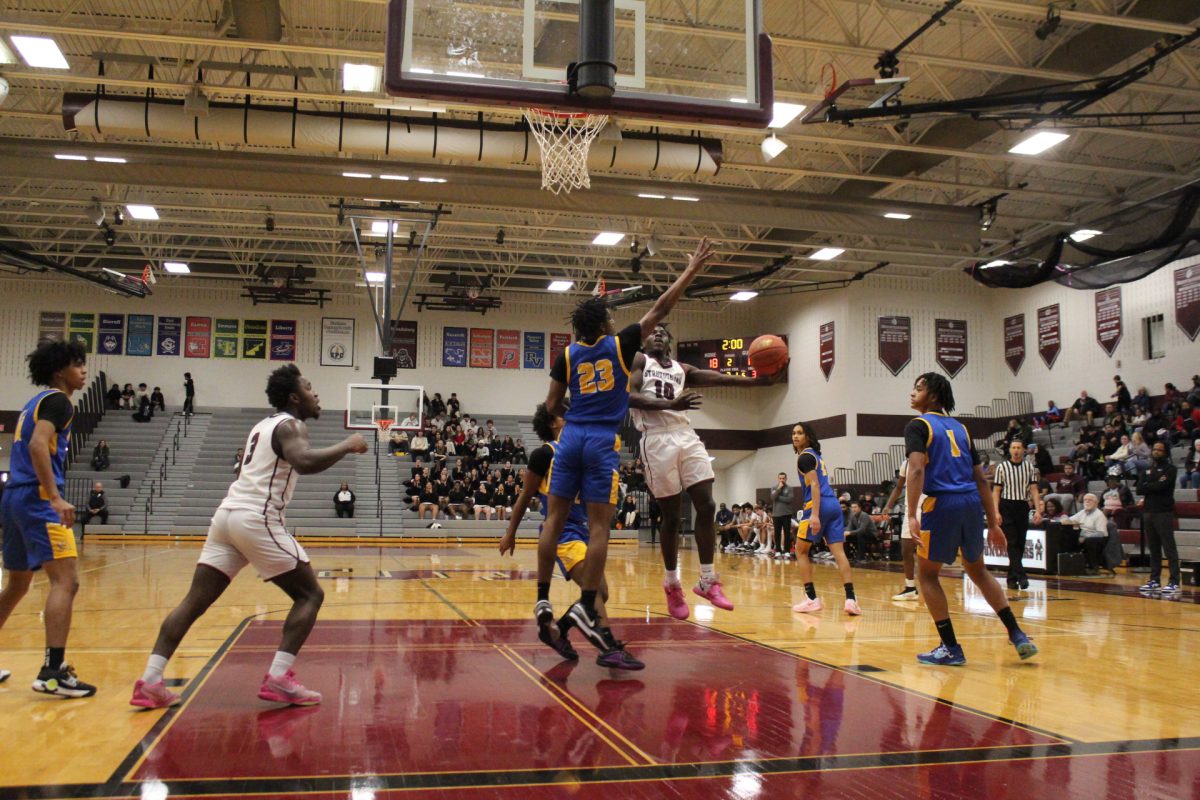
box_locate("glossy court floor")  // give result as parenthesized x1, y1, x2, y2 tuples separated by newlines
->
(0, 540, 1197, 799)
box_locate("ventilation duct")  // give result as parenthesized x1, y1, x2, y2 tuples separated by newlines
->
(62, 93, 723, 178)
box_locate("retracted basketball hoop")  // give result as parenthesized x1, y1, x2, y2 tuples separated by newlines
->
(523, 107, 609, 195)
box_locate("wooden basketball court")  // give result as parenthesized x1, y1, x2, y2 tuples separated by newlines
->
(1, 541, 1196, 798)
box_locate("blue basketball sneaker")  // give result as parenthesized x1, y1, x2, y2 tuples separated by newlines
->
(917, 643, 966, 666)
(1010, 631, 1039, 660)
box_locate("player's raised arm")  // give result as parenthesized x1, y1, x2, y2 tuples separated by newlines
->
(637, 237, 715, 339)
(275, 420, 367, 475)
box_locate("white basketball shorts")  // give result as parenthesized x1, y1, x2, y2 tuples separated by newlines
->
(641, 427, 715, 499)
(899, 497, 926, 540)
(198, 507, 309, 581)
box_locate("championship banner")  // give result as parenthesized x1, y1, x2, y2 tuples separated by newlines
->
(876, 316, 911, 376)
(469, 328, 495, 368)
(1003, 314, 1025, 375)
(496, 329, 520, 369)
(38, 311, 66, 343)
(126, 314, 154, 356)
(321, 317, 355, 367)
(69, 312, 96, 353)
(1176, 263, 1200, 341)
(819, 322, 835, 381)
(213, 318, 240, 359)
(390, 320, 418, 369)
(549, 333, 572, 368)
(157, 316, 182, 356)
(97, 313, 125, 356)
(1095, 287, 1122, 356)
(242, 319, 268, 359)
(523, 331, 546, 369)
(1037, 304, 1061, 369)
(270, 319, 296, 361)
(184, 316, 211, 358)
(442, 326, 467, 367)
(934, 319, 968, 378)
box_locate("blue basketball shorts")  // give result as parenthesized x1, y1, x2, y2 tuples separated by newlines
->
(798, 504, 845, 545)
(915, 492, 985, 565)
(1, 483, 78, 571)
(548, 421, 621, 505)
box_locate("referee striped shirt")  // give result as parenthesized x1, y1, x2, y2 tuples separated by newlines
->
(993, 458, 1037, 502)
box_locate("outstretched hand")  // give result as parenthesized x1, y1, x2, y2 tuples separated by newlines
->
(687, 237, 716, 272)
(756, 358, 790, 385)
(669, 390, 703, 411)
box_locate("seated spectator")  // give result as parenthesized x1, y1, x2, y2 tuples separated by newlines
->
(429, 392, 447, 417)
(431, 438, 449, 469)
(1104, 434, 1133, 473)
(150, 386, 166, 412)
(445, 480, 469, 519)
(1131, 386, 1152, 416)
(446, 392, 461, 416)
(106, 383, 122, 409)
(120, 383, 135, 409)
(1163, 382, 1181, 411)
(132, 384, 154, 422)
(619, 494, 640, 530)
(846, 501, 879, 561)
(410, 431, 430, 459)
(513, 438, 528, 464)
(476, 439, 491, 462)
(1141, 410, 1170, 446)
(718, 503, 738, 550)
(417, 481, 440, 519)
(1063, 390, 1100, 426)
(389, 428, 409, 455)
(83, 481, 108, 525)
(1125, 432, 1151, 477)
(334, 483, 356, 518)
(1067, 493, 1111, 575)
(91, 440, 110, 471)
(1042, 497, 1067, 521)
(1182, 439, 1200, 489)
(430, 411, 448, 432)
(400, 411, 419, 429)
(1101, 472, 1136, 530)
(1172, 402, 1198, 445)
(496, 475, 518, 521)
(1045, 462, 1085, 514)
(1037, 400, 1063, 427)
(1031, 443, 1053, 476)
(404, 473, 424, 511)
(473, 481, 496, 520)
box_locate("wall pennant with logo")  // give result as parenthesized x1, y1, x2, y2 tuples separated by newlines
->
(157, 316, 182, 356)
(1176, 264, 1200, 341)
(213, 318, 240, 359)
(1037, 304, 1061, 369)
(1003, 314, 1025, 375)
(321, 317, 356, 367)
(390, 320, 418, 369)
(1094, 287, 1122, 356)
(934, 319, 968, 378)
(818, 322, 835, 380)
(242, 319, 268, 359)
(68, 312, 96, 353)
(876, 316, 911, 376)
(126, 314, 154, 356)
(442, 326, 467, 367)
(469, 328, 495, 368)
(38, 312, 66, 344)
(548, 333, 572, 368)
(185, 316, 212, 358)
(496, 329, 520, 369)
(523, 332, 545, 369)
(270, 319, 297, 361)
(97, 314, 125, 356)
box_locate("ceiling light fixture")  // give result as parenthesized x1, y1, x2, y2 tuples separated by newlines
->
(1069, 229, 1102, 242)
(54, 153, 87, 161)
(810, 247, 845, 261)
(761, 134, 788, 161)
(125, 204, 159, 220)
(884, 212, 912, 220)
(342, 171, 372, 179)
(768, 102, 807, 129)
(364, 271, 387, 283)
(163, 261, 190, 274)
(94, 156, 128, 163)
(637, 193, 666, 199)
(379, 174, 409, 181)
(729, 291, 758, 301)
(417, 176, 447, 183)
(671, 195, 700, 202)
(369, 220, 399, 235)
(10, 35, 69, 69)
(547, 280, 574, 292)
(1009, 131, 1069, 155)
(342, 63, 381, 93)
(592, 232, 625, 246)
(1034, 5, 1061, 41)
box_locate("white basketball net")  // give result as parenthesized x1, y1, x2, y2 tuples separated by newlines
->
(524, 108, 609, 194)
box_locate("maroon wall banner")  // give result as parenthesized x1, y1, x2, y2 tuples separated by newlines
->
(877, 316, 911, 376)
(1037, 304, 1061, 369)
(1177, 263, 1200, 341)
(1003, 314, 1025, 375)
(549, 333, 572, 367)
(819, 321, 835, 380)
(389, 320, 418, 368)
(184, 316, 211, 358)
(495, 329, 520, 369)
(468, 328, 494, 368)
(1094, 287, 1122, 356)
(934, 318, 968, 377)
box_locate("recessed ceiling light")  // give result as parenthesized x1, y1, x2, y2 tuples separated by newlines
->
(592, 232, 625, 246)
(380, 174, 409, 181)
(342, 171, 372, 179)
(125, 204, 159, 220)
(761, 134, 788, 160)
(342, 63, 381, 93)
(1070, 229, 1102, 242)
(982, 259, 1011, 268)
(163, 261, 190, 273)
(364, 271, 387, 283)
(54, 154, 87, 161)
(94, 156, 128, 163)
(768, 102, 806, 129)
(10, 36, 69, 69)
(547, 280, 574, 292)
(729, 291, 758, 301)
(417, 176, 447, 183)
(369, 220, 400, 235)
(1009, 131, 1069, 155)
(671, 195, 700, 202)
(884, 212, 912, 220)
(637, 193, 666, 199)
(810, 247, 844, 261)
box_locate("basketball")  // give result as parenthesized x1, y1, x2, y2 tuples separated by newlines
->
(747, 334, 788, 375)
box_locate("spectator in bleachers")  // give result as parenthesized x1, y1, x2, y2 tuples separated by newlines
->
(410, 430, 430, 459)
(497, 436, 515, 460)
(132, 384, 154, 422)
(1101, 472, 1136, 529)
(120, 383, 135, 409)
(404, 472, 424, 511)
(476, 437, 491, 462)
(1163, 382, 1181, 412)
(513, 437, 528, 464)
(431, 438, 449, 469)
(1031, 443, 1053, 476)
(1042, 497, 1066, 521)
(389, 428, 409, 455)
(1063, 390, 1100, 426)
(417, 481, 440, 520)
(846, 501, 879, 562)
(446, 392, 461, 417)
(1045, 462, 1086, 514)
(106, 383, 122, 409)
(410, 460, 426, 480)
(497, 475, 518, 521)
(150, 386, 166, 412)
(333, 483, 356, 518)
(1182, 440, 1200, 489)
(429, 392, 446, 417)
(400, 411, 419, 429)
(1141, 409, 1171, 446)
(618, 493, 640, 530)
(462, 416, 478, 437)
(717, 503, 736, 549)
(83, 482, 108, 525)
(1103, 403, 1123, 429)
(1037, 400, 1063, 428)
(1126, 432, 1152, 477)
(447, 481, 469, 519)
(1172, 402, 1198, 445)
(473, 481, 496, 521)
(1132, 386, 1152, 416)
(91, 440, 110, 471)
(1112, 375, 1132, 413)
(1105, 434, 1133, 473)
(1138, 441, 1180, 595)
(430, 411, 447, 432)
(1068, 493, 1110, 575)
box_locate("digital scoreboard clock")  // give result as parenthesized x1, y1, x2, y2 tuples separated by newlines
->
(676, 335, 789, 380)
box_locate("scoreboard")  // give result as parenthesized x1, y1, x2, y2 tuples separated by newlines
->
(676, 335, 788, 380)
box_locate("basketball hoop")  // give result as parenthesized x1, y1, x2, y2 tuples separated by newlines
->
(524, 107, 608, 195)
(376, 417, 395, 444)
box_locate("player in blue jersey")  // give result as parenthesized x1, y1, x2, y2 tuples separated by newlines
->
(0, 339, 96, 697)
(790, 421, 860, 617)
(540, 237, 715, 665)
(499, 404, 641, 669)
(905, 372, 1037, 666)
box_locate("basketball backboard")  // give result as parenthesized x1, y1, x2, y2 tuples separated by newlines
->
(385, 0, 773, 128)
(345, 383, 424, 431)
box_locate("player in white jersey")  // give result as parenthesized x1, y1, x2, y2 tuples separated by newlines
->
(629, 324, 785, 619)
(130, 365, 367, 709)
(882, 461, 923, 600)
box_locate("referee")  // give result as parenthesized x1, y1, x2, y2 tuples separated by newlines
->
(992, 439, 1042, 590)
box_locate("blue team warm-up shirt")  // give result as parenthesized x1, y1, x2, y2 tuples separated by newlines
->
(547, 323, 642, 504)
